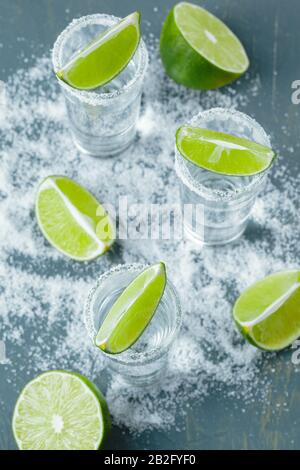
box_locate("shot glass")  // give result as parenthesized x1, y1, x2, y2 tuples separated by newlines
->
(52, 14, 148, 157)
(84, 264, 182, 387)
(175, 108, 272, 245)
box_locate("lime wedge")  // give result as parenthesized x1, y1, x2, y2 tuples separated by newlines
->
(95, 262, 166, 354)
(36, 175, 115, 261)
(176, 126, 275, 176)
(57, 12, 141, 90)
(12, 370, 110, 450)
(233, 270, 300, 351)
(160, 2, 249, 89)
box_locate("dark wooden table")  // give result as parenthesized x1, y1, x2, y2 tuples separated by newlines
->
(0, 0, 300, 450)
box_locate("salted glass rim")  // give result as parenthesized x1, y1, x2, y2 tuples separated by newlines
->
(52, 13, 148, 105)
(84, 263, 182, 365)
(175, 107, 273, 201)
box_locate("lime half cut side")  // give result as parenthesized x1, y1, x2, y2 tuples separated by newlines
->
(36, 175, 115, 261)
(95, 262, 167, 354)
(57, 12, 141, 90)
(160, 2, 249, 89)
(233, 270, 300, 351)
(12, 370, 110, 450)
(176, 126, 275, 176)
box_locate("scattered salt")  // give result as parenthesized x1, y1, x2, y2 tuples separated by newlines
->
(0, 39, 299, 435)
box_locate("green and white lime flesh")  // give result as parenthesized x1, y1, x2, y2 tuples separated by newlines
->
(12, 370, 110, 450)
(176, 126, 275, 176)
(160, 2, 249, 90)
(36, 175, 115, 261)
(95, 262, 167, 354)
(57, 12, 141, 90)
(233, 270, 300, 351)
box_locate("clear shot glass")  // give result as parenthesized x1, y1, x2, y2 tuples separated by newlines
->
(52, 14, 148, 157)
(175, 108, 272, 245)
(84, 264, 182, 387)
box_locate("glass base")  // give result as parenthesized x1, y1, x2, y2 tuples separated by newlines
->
(71, 125, 136, 158)
(109, 363, 167, 388)
(184, 219, 248, 246)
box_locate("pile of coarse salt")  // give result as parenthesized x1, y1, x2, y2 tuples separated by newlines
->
(0, 40, 299, 434)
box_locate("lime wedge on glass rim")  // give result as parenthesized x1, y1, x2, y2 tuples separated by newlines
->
(57, 11, 141, 90)
(233, 270, 300, 351)
(36, 175, 115, 261)
(12, 370, 110, 450)
(160, 2, 249, 90)
(95, 262, 167, 354)
(176, 126, 275, 176)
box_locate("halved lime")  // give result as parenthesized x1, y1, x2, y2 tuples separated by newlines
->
(176, 126, 275, 176)
(12, 370, 110, 450)
(36, 175, 115, 261)
(233, 270, 300, 351)
(57, 12, 141, 90)
(160, 2, 249, 89)
(95, 262, 166, 354)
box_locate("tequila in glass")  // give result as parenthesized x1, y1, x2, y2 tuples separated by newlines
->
(84, 264, 182, 387)
(52, 14, 148, 157)
(175, 108, 272, 245)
